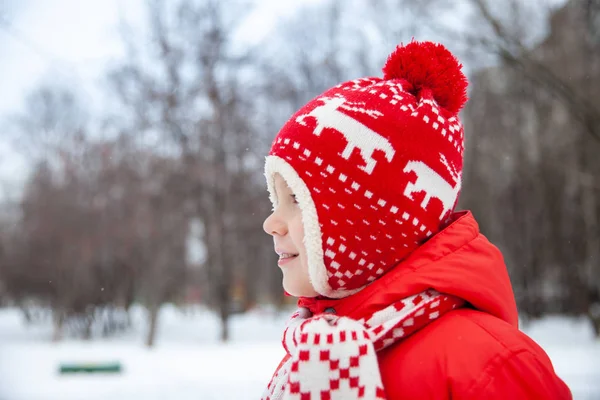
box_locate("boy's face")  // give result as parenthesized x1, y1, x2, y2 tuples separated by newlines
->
(263, 174, 319, 298)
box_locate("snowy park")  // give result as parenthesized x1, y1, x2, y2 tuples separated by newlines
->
(1, 1, 599, 399)
(0, 305, 598, 400)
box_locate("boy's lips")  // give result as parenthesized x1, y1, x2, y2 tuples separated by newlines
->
(275, 247, 299, 267)
(277, 254, 298, 267)
(275, 247, 299, 257)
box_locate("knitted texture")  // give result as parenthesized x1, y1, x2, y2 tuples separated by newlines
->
(262, 290, 465, 400)
(265, 41, 469, 298)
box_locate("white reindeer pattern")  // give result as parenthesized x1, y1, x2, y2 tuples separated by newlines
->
(403, 154, 461, 220)
(296, 96, 395, 175)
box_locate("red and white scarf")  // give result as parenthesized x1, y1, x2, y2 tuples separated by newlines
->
(262, 289, 464, 400)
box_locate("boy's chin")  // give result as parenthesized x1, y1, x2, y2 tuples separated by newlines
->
(282, 277, 319, 298)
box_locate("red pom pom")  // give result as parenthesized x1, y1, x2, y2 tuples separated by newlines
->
(382, 41, 468, 114)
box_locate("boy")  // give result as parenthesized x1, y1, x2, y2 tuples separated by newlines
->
(262, 41, 571, 399)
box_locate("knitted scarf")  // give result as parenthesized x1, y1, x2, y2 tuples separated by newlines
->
(262, 289, 464, 400)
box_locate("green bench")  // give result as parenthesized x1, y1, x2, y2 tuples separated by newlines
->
(59, 362, 122, 374)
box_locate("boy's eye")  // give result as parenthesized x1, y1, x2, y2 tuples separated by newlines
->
(291, 194, 298, 204)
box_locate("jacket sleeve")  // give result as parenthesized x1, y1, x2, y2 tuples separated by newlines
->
(462, 349, 573, 400)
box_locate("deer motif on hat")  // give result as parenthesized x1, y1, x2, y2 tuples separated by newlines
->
(403, 153, 462, 220)
(296, 95, 396, 174)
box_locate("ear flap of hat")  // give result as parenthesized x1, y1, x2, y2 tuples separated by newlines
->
(265, 155, 331, 296)
(266, 155, 363, 298)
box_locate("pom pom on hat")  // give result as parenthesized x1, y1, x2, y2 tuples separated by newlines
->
(382, 40, 468, 114)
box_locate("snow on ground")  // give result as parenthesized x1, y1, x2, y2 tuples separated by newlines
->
(520, 317, 600, 400)
(0, 305, 598, 400)
(0, 305, 288, 400)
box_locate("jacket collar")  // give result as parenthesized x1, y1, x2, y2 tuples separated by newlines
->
(297, 211, 518, 327)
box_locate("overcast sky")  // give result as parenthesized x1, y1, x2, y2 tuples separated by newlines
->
(0, 0, 130, 194)
(0, 0, 565, 199)
(0, 0, 318, 197)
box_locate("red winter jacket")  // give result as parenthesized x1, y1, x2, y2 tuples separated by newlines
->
(287, 211, 572, 399)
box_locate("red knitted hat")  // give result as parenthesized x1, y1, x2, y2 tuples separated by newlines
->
(265, 41, 468, 298)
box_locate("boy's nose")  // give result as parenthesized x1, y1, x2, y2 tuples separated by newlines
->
(263, 211, 287, 236)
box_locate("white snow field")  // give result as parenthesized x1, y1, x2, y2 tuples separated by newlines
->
(0, 305, 598, 400)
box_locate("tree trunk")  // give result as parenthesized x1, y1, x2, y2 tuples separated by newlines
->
(146, 304, 160, 348)
(83, 316, 93, 340)
(588, 307, 600, 339)
(52, 310, 65, 342)
(20, 306, 32, 324)
(220, 308, 230, 342)
(587, 289, 600, 339)
(590, 316, 600, 338)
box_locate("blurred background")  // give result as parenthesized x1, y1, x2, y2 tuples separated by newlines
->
(0, 0, 598, 399)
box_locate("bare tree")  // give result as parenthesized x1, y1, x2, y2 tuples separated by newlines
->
(107, 0, 271, 341)
(458, 1, 600, 333)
